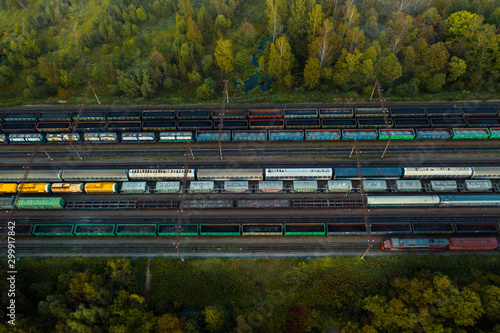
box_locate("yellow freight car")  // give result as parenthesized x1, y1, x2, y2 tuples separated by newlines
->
(84, 182, 118, 194)
(18, 183, 51, 193)
(51, 183, 85, 193)
(0, 183, 18, 194)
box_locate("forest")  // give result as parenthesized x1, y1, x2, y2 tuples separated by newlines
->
(1, 256, 499, 332)
(0, 0, 499, 106)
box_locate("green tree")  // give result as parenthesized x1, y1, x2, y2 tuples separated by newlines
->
(0, 65, 15, 85)
(38, 58, 61, 85)
(136, 7, 147, 22)
(423, 73, 446, 92)
(481, 285, 500, 321)
(307, 4, 323, 43)
(448, 56, 466, 82)
(155, 313, 184, 333)
(203, 306, 226, 332)
(266, 0, 280, 42)
(304, 57, 320, 89)
(376, 53, 402, 86)
(268, 36, 294, 85)
(446, 10, 478, 36)
(287, 0, 308, 44)
(186, 16, 202, 43)
(117, 70, 141, 98)
(214, 38, 234, 75)
(437, 287, 484, 327)
(214, 15, 231, 39)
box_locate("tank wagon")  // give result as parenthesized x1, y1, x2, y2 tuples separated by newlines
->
(381, 237, 498, 251)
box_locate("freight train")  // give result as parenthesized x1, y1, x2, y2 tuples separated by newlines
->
(1, 167, 500, 182)
(381, 237, 498, 250)
(1, 127, 500, 144)
(8, 222, 500, 240)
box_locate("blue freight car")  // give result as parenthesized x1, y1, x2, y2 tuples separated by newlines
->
(438, 195, 500, 207)
(334, 167, 402, 179)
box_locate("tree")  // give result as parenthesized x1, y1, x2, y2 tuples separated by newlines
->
(155, 313, 183, 333)
(38, 58, 60, 85)
(214, 15, 231, 39)
(423, 72, 446, 93)
(214, 38, 234, 74)
(268, 36, 294, 85)
(437, 287, 484, 327)
(203, 306, 226, 332)
(312, 20, 334, 70)
(186, 16, 202, 43)
(308, 4, 324, 43)
(376, 53, 402, 86)
(481, 285, 500, 321)
(287, 0, 308, 44)
(446, 10, 478, 36)
(448, 56, 466, 82)
(136, 7, 147, 22)
(304, 57, 320, 89)
(266, 0, 280, 42)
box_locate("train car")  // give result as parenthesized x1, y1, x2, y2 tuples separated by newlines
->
(74, 224, 116, 236)
(319, 108, 353, 118)
(362, 180, 387, 192)
(357, 118, 393, 128)
(370, 223, 413, 235)
(454, 223, 499, 234)
(452, 128, 491, 139)
(305, 129, 341, 140)
(213, 120, 248, 129)
(15, 197, 65, 209)
(159, 131, 194, 142)
(0, 183, 17, 194)
(430, 180, 457, 192)
(83, 132, 118, 143)
(403, 167, 472, 179)
(196, 130, 231, 141)
(128, 169, 195, 181)
(389, 107, 426, 117)
(0, 133, 6, 143)
(142, 121, 176, 131)
(438, 195, 500, 207)
(341, 129, 378, 140)
(51, 183, 85, 193)
(32, 224, 74, 236)
(471, 167, 500, 179)
(107, 110, 142, 120)
(84, 182, 118, 193)
(327, 180, 353, 192)
(265, 168, 332, 180)
(142, 110, 176, 120)
(426, 107, 462, 117)
(393, 118, 430, 128)
(285, 119, 321, 129)
(354, 108, 389, 117)
(107, 121, 142, 132)
(284, 223, 325, 235)
(268, 130, 304, 141)
(258, 181, 283, 192)
(466, 118, 500, 127)
(177, 110, 211, 119)
(378, 129, 415, 140)
(38, 112, 72, 122)
(0, 170, 62, 182)
(18, 183, 51, 193)
(249, 119, 284, 129)
(248, 109, 283, 119)
(115, 224, 157, 236)
(121, 132, 156, 142)
(188, 181, 215, 193)
(199, 224, 240, 236)
(74, 122, 107, 132)
(321, 119, 357, 128)
(8, 133, 44, 143)
(381, 238, 449, 250)
(366, 195, 440, 207)
(46, 133, 80, 142)
(448, 237, 498, 250)
(464, 180, 492, 192)
(197, 169, 263, 180)
(0, 198, 15, 209)
(429, 118, 467, 127)
(327, 223, 366, 236)
(3, 112, 37, 122)
(232, 130, 267, 141)
(395, 180, 422, 192)
(224, 181, 249, 193)
(283, 109, 318, 119)
(72, 111, 107, 121)
(462, 107, 498, 117)
(334, 168, 402, 180)
(242, 224, 283, 236)
(177, 120, 212, 130)
(211, 110, 246, 119)
(157, 224, 198, 236)
(121, 182, 149, 194)
(62, 169, 128, 181)
(293, 180, 318, 192)
(490, 128, 500, 139)
(36, 122, 72, 133)
(415, 128, 453, 139)
(1, 122, 37, 133)
(155, 181, 181, 193)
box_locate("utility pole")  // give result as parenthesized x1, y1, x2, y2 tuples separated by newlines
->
(353, 140, 372, 259)
(218, 79, 228, 160)
(370, 78, 391, 159)
(174, 143, 192, 260)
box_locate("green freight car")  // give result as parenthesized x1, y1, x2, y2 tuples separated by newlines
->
(15, 197, 65, 209)
(74, 224, 116, 236)
(115, 224, 157, 236)
(284, 223, 326, 235)
(158, 224, 199, 236)
(0, 197, 15, 209)
(33, 224, 74, 236)
(199, 224, 240, 236)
